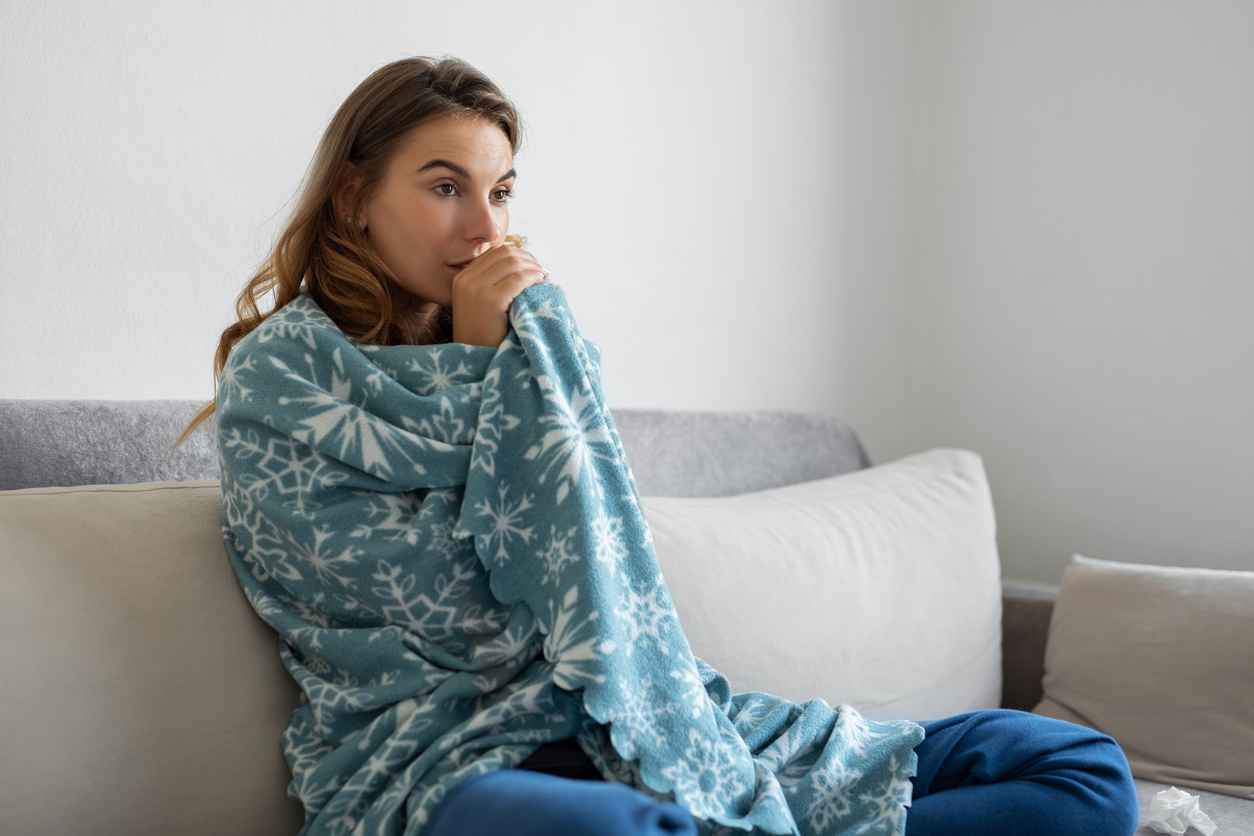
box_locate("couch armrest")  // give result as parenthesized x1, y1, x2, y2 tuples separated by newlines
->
(1000, 581, 1058, 711)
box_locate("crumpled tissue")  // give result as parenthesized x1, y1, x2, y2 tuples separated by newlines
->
(1144, 786, 1217, 836)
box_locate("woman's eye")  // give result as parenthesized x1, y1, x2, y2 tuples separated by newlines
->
(434, 183, 514, 203)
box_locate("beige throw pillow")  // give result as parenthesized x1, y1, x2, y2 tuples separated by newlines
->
(0, 481, 305, 835)
(1033, 553, 1254, 799)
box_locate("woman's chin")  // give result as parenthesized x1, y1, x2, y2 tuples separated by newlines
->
(391, 279, 450, 309)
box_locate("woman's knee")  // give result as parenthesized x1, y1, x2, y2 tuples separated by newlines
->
(1017, 714, 1140, 836)
(1079, 734, 1141, 836)
(942, 710, 1139, 835)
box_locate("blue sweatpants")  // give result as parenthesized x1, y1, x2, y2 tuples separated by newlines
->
(904, 708, 1139, 835)
(422, 708, 1140, 835)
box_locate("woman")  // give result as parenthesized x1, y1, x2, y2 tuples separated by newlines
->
(178, 55, 1140, 836)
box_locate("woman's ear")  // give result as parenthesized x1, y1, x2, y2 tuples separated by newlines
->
(333, 165, 364, 225)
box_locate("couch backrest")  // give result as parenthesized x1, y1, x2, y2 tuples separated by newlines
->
(0, 399, 874, 493)
(0, 398, 881, 835)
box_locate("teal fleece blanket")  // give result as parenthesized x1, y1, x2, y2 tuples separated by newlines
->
(215, 283, 925, 836)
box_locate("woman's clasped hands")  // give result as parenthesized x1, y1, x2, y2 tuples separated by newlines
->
(451, 234, 549, 348)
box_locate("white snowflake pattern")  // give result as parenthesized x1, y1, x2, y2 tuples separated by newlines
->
(406, 345, 477, 394)
(459, 481, 536, 566)
(471, 619, 542, 667)
(252, 297, 323, 349)
(509, 297, 566, 369)
(762, 713, 824, 784)
(278, 641, 398, 739)
(368, 554, 486, 640)
(613, 575, 677, 658)
(589, 506, 629, 580)
(468, 365, 523, 478)
(658, 727, 751, 819)
(220, 425, 353, 524)
(346, 491, 425, 546)
(668, 664, 711, 720)
(850, 751, 915, 835)
(804, 757, 865, 832)
(288, 524, 361, 590)
(543, 584, 616, 691)
(216, 348, 257, 414)
(834, 703, 896, 759)
(269, 345, 432, 483)
(537, 522, 581, 588)
(605, 674, 675, 750)
(523, 372, 618, 504)
(411, 394, 472, 447)
(729, 694, 777, 736)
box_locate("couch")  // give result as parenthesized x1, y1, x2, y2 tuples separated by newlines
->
(1, 398, 1248, 835)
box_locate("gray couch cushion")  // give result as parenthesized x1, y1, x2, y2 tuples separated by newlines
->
(0, 399, 872, 494)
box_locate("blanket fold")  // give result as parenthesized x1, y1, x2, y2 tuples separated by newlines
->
(215, 281, 925, 836)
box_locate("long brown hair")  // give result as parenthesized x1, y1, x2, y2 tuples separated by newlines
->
(174, 55, 524, 449)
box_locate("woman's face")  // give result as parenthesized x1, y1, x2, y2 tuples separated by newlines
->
(343, 114, 515, 307)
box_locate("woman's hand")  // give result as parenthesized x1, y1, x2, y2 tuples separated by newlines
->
(451, 236, 549, 348)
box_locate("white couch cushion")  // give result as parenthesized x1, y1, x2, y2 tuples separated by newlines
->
(641, 447, 1002, 724)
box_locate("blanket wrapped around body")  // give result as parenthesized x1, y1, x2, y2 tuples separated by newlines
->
(215, 281, 925, 836)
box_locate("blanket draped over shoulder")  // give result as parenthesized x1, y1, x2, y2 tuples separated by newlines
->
(215, 283, 925, 836)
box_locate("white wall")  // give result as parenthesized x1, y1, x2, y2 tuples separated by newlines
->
(899, 1, 1254, 587)
(2, 1, 1249, 588)
(0, 0, 853, 416)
